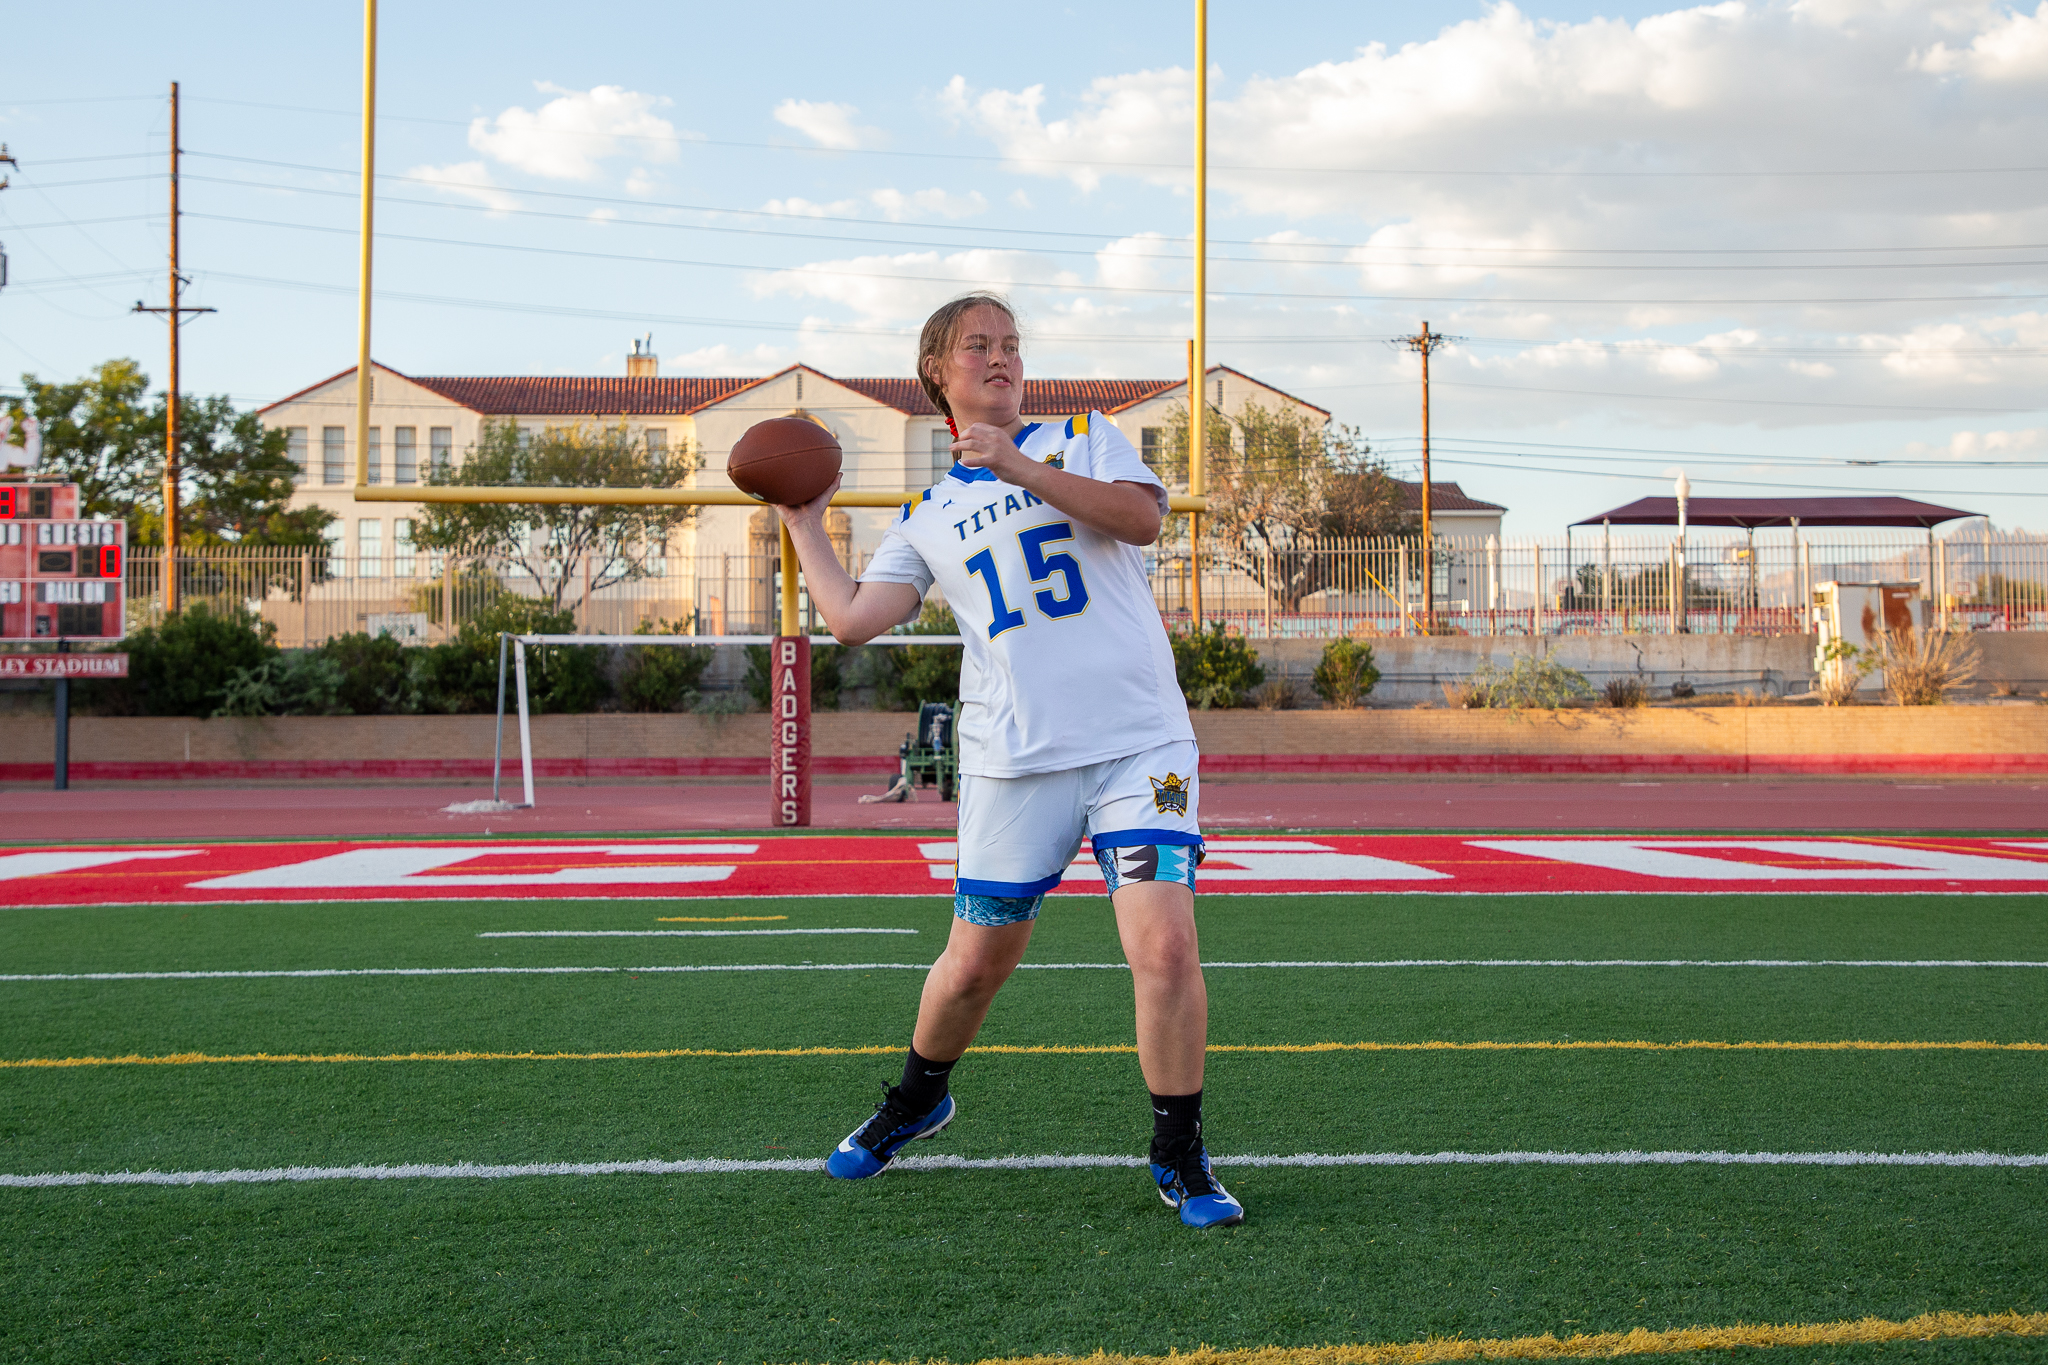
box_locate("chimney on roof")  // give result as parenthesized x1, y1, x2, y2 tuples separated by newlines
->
(627, 333, 657, 378)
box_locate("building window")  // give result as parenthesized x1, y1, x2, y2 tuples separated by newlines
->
(646, 428, 667, 466)
(1141, 427, 1163, 467)
(430, 427, 452, 477)
(393, 427, 417, 484)
(932, 427, 953, 483)
(322, 427, 346, 485)
(286, 427, 309, 481)
(393, 518, 415, 578)
(366, 427, 382, 485)
(358, 519, 383, 578)
(322, 519, 347, 577)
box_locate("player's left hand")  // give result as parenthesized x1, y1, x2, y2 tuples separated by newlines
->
(951, 423, 1025, 480)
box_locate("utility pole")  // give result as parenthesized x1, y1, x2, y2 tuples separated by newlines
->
(0, 144, 15, 293)
(1395, 321, 1457, 631)
(1187, 0, 1208, 631)
(132, 82, 214, 615)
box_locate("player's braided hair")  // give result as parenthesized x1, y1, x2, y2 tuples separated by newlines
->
(917, 292, 1019, 437)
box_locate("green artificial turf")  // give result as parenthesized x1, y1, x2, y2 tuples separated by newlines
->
(3, 889, 2045, 1363)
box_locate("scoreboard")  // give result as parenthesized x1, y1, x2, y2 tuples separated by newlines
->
(0, 481, 127, 641)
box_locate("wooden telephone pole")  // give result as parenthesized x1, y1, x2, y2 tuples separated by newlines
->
(1395, 321, 1456, 631)
(133, 82, 214, 615)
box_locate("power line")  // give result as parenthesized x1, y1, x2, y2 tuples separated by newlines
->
(186, 153, 2048, 261)
(1434, 379, 2044, 416)
(176, 95, 2048, 181)
(177, 208, 2048, 310)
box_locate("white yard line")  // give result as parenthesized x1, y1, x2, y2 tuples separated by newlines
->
(5, 1148, 2044, 1188)
(6, 959, 2046, 982)
(475, 929, 918, 938)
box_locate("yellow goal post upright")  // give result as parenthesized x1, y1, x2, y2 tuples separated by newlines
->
(350, 0, 1204, 826)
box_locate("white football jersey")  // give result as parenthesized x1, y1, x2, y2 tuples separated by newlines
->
(860, 412, 1195, 777)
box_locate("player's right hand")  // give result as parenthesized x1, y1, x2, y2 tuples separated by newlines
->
(774, 473, 841, 526)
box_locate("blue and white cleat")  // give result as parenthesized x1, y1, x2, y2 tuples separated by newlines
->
(825, 1086, 957, 1180)
(1150, 1138, 1245, 1228)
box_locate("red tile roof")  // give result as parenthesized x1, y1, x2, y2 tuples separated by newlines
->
(405, 375, 755, 416)
(260, 363, 1331, 421)
(1393, 479, 1505, 514)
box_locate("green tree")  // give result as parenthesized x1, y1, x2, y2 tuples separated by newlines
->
(5, 358, 332, 545)
(1154, 399, 1414, 612)
(414, 419, 701, 611)
(413, 597, 608, 715)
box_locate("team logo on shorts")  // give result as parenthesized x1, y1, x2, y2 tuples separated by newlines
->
(1149, 772, 1190, 815)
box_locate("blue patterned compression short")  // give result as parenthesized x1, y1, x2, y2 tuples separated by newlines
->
(1094, 843, 1200, 895)
(954, 892, 1046, 926)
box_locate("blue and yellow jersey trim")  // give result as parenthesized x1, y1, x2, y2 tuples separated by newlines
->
(1063, 413, 1090, 438)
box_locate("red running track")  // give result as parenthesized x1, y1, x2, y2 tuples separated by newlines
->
(0, 778, 2040, 841)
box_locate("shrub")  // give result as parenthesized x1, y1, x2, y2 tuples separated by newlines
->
(618, 618, 714, 713)
(884, 602, 963, 709)
(745, 642, 847, 711)
(1815, 639, 1873, 707)
(1311, 638, 1380, 709)
(122, 602, 278, 717)
(1604, 677, 1646, 709)
(319, 632, 421, 715)
(1254, 676, 1300, 710)
(1464, 652, 1594, 710)
(212, 650, 349, 718)
(1880, 628, 1980, 706)
(1170, 622, 1265, 710)
(415, 596, 607, 714)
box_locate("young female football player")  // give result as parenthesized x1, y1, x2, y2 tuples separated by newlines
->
(771, 292, 1240, 1227)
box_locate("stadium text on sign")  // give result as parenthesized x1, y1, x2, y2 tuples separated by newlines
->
(0, 653, 128, 678)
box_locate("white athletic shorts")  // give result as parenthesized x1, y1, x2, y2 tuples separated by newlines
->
(953, 739, 1202, 924)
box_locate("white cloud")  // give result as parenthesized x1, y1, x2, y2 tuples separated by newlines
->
(406, 160, 518, 213)
(1916, 2, 2048, 81)
(772, 99, 882, 150)
(751, 249, 1073, 325)
(469, 83, 680, 181)
(763, 196, 865, 218)
(1905, 426, 2048, 459)
(868, 188, 987, 221)
(624, 168, 660, 197)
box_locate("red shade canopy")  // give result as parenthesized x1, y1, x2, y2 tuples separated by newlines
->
(1573, 496, 1982, 530)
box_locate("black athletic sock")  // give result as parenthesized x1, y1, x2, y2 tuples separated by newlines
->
(1149, 1089, 1204, 1154)
(896, 1045, 958, 1114)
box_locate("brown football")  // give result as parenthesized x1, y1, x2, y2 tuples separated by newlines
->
(727, 417, 843, 505)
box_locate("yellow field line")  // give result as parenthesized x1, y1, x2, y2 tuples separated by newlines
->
(3, 1039, 2041, 1070)
(654, 916, 788, 923)
(863, 1310, 2048, 1365)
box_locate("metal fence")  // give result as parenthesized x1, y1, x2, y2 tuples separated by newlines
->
(122, 529, 2048, 646)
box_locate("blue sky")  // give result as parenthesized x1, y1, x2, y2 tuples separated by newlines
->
(5, 0, 2047, 535)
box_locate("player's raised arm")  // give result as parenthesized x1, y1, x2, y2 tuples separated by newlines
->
(949, 423, 1163, 545)
(773, 476, 923, 645)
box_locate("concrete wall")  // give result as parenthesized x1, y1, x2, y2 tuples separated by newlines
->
(1255, 632, 2048, 704)
(4, 705, 2039, 784)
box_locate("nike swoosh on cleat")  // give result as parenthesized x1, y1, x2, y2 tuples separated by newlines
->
(837, 1139, 859, 1154)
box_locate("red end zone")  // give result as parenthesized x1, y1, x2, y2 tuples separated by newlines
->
(3, 836, 2047, 905)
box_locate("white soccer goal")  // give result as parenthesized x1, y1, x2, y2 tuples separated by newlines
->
(490, 632, 964, 808)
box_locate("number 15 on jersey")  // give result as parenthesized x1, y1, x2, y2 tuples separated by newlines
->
(963, 521, 1091, 638)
